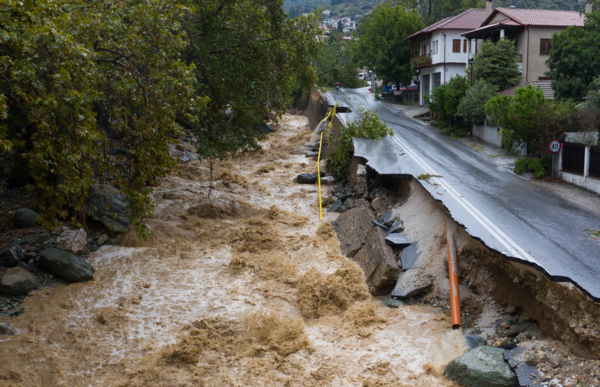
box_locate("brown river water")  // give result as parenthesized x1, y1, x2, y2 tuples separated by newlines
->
(0, 115, 464, 386)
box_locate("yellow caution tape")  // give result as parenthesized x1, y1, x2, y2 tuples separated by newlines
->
(317, 102, 337, 220)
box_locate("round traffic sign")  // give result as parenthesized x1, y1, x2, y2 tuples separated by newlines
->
(548, 140, 561, 154)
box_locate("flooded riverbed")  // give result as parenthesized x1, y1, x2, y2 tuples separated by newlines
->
(0, 115, 464, 386)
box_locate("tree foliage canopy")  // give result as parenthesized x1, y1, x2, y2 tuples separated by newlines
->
(182, 0, 321, 160)
(457, 80, 498, 124)
(0, 0, 320, 237)
(485, 85, 574, 154)
(316, 31, 367, 88)
(472, 38, 522, 92)
(546, 12, 600, 101)
(393, 0, 482, 25)
(355, 3, 423, 87)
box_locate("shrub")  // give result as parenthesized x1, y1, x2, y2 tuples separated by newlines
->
(514, 157, 552, 178)
(456, 80, 498, 124)
(328, 107, 393, 176)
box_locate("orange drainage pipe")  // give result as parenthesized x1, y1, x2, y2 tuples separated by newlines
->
(447, 227, 461, 329)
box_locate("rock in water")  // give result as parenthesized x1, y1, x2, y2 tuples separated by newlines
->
(97, 234, 109, 246)
(39, 248, 94, 282)
(0, 322, 17, 335)
(327, 200, 343, 213)
(391, 268, 432, 299)
(384, 295, 406, 308)
(463, 334, 487, 351)
(297, 173, 318, 184)
(0, 246, 23, 268)
(84, 184, 130, 234)
(445, 346, 519, 387)
(56, 228, 88, 253)
(12, 208, 39, 228)
(1, 267, 39, 295)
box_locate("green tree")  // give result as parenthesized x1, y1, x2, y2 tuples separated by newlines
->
(578, 76, 600, 115)
(457, 80, 498, 124)
(355, 3, 423, 89)
(546, 12, 600, 101)
(485, 85, 546, 152)
(0, 0, 202, 236)
(393, 0, 483, 25)
(473, 38, 522, 91)
(443, 75, 469, 119)
(317, 31, 366, 88)
(181, 0, 321, 160)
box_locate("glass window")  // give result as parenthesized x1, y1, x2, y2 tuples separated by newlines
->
(540, 39, 551, 55)
(422, 74, 430, 106)
(433, 73, 441, 89)
(452, 40, 461, 53)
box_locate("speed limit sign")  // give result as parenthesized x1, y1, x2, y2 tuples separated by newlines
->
(549, 140, 561, 153)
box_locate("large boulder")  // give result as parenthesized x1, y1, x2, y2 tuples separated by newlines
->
(391, 268, 432, 299)
(1, 267, 39, 295)
(332, 207, 374, 257)
(84, 184, 130, 234)
(445, 346, 519, 387)
(0, 246, 23, 268)
(56, 228, 88, 253)
(297, 173, 318, 184)
(12, 208, 38, 228)
(39, 248, 94, 283)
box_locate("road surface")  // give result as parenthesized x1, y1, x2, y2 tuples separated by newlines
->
(327, 87, 600, 301)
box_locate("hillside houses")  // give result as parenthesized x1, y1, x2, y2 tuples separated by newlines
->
(405, 0, 590, 106)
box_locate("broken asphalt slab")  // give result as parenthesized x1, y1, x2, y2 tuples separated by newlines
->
(400, 242, 422, 270)
(384, 233, 411, 248)
(333, 87, 600, 302)
(504, 346, 543, 386)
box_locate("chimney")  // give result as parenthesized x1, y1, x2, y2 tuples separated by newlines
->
(486, 0, 494, 17)
(585, 1, 593, 13)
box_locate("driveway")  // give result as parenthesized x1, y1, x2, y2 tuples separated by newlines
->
(327, 87, 600, 301)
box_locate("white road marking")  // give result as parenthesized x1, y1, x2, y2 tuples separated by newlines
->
(391, 135, 538, 265)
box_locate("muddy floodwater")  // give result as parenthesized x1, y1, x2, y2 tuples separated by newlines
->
(0, 115, 465, 386)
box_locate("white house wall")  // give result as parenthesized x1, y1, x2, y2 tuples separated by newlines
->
(418, 30, 473, 105)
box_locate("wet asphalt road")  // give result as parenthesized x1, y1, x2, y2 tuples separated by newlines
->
(327, 87, 600, 301)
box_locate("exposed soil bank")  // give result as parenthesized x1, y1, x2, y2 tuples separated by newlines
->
(350, 161, 600, 384)
(0, 115, 464, 386)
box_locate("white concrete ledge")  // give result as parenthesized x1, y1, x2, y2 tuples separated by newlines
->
(560, 171, 600, 195)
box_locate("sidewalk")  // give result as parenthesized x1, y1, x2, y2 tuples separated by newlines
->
(386, 103, 429, 118)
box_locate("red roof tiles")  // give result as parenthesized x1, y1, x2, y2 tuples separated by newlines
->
(405, 9, 487, 40)
(483, 8, 586, 27)
(499, 80, 555, 99)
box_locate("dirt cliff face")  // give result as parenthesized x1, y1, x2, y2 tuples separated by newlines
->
(0, 115, 460, 386)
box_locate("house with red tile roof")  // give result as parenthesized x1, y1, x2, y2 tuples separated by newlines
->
(405, 9, 488, 105)
(463, 3, 590, 85)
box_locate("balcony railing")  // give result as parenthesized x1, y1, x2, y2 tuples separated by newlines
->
(411, 54, 432, 69)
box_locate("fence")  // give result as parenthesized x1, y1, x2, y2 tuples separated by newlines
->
(561, 142, 586, 175)
(590, 146, 600, 179)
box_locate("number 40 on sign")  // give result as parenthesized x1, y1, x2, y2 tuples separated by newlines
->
(549, 140, 561, 153)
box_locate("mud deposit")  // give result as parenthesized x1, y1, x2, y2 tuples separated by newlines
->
(0, 115, 464, 386)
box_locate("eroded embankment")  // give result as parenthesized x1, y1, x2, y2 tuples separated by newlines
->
(0, 115, 465, 386)
(353, 161, 600, 361)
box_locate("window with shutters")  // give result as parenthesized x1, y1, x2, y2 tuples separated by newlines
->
(463, 40, 467, 53)
(540, 39, 551, 55)
(452, 39, 461, 53)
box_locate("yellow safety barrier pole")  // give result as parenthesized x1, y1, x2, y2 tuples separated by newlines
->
(317, 102, 338, 220)
(317, 130, 324, 220)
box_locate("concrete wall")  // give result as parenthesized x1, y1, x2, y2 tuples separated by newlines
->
(472, 122, 503, 147)
(560, 172, 600, 195)
(307, 87, 329, 131)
